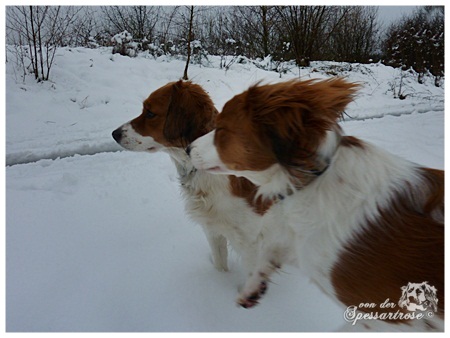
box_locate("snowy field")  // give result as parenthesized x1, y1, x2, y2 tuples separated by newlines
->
(5, 47, 444, 332)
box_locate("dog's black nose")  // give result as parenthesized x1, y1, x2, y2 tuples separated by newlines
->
(112, 128, 122, 143)
(185, 145, 192, 156)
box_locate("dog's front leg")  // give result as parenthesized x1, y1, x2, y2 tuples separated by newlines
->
(237, 218, 295, 308)
(237, 255, 281, 308)
(205, 233, 229, 272)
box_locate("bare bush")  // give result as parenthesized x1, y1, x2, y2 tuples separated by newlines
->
(6, 6, 82, 81)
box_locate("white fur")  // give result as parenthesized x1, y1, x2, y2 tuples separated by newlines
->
(115, 121, 162, 152)
(190, 130, 294, 198)
(189, 128, 443, 331)
(115, 122, 264, 273)
(165, 147, 264, 272)
(282, 139, 422, 290)
(188, 130, 227, 173)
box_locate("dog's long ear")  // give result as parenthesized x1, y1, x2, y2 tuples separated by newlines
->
(250, 79, 360, 177)
(307, 77, 361, 122)
(164, 80, 218, 147)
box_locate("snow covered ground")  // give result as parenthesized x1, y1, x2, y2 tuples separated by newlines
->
(5, 47, 444, 332)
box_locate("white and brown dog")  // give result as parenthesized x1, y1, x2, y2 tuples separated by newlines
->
(112, 81, 270, 276)
(188, 78, 444, 330)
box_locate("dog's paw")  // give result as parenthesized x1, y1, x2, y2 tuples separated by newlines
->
(237, 280, 268, 308)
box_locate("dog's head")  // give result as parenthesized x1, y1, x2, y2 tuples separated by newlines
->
(189, 78, 359, 194)
(112, 80, 217, 152)
(398, 282, 438, 312)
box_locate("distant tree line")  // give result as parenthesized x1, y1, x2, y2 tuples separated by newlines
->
(6, 5, 444, 85)
(383, 6, 444, 86)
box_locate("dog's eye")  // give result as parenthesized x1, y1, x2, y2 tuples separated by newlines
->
(145, 110, 156, 119)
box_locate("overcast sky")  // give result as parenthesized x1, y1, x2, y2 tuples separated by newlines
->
(377, 5, 418, 26)
(3, 4, 421, 29)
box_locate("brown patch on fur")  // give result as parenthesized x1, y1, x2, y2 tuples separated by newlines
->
(228, 176, 274, 215)
(331, 168, 444, 323)
(131, 80, 218, 148)
(420, 168, 444, 221)
(340, 136, 365, 148)
(215, 78, 360, 187)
